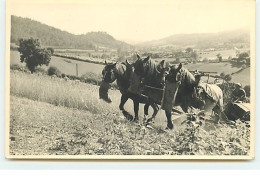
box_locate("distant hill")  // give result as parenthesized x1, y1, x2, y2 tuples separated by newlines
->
(138, 29, 250, 49)
(11, 15, 132, 50)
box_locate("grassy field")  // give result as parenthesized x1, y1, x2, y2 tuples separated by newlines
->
(232, 68, 250, 86)
(184, 62, 239, 74)
(11, 50, 250, 86)
(11, 50, 105, 76)
(184, 62, 250, 86)
(9, 71, 251, 156)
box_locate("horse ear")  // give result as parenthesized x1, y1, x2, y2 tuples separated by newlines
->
(177, 63, 182, 71)
(136, 53, 141, 59)
(143, 56, 150, 63)
(126, 59, 131, 66)
(160, 60, 166, 68)
(105, 60, 108, 65)
(112, 62, 117, 67)
(156, 60, 166, 74)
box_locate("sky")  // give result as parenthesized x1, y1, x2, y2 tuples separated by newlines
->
(8, 0, 254, 44)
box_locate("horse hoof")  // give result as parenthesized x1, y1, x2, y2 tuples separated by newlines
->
(166, 124, 174, 130)
(127, 115, 133, 121)
(133, 117, 139, 122)
(145, 117, 154, 124)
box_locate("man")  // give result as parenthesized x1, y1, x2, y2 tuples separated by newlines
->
(214, 78, 220, 84)
(194, 74, 202, 86)
(192, 71, 206, 108)
(232, 83, 246, 102)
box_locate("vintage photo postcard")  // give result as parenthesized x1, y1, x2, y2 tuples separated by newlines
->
(5, 0, 255, 160)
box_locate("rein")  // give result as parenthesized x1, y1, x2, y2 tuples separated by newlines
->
(144, 85, 164, 91)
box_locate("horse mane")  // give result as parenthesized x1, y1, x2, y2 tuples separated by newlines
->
(178, 67, 196, 95)
(113, 62, 133, 92)
(143, 58, 163, 88)
(113, 62, 132, 79)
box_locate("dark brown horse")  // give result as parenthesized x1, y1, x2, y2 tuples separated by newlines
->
(128, 54, 171, 124)
(165, 63, 224, 128)
(99, 59, 160, 121)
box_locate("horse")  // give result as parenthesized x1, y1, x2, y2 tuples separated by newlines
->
(128, 54, 172, 124)
(164, 63, 224, 128)
(99, 59, 160, 121)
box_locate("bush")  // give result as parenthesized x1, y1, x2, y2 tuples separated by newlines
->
(66, 74, 80, 80)
(220, 72, 225, 78)
(218, 82, 236, 105)
(10, 64, 24, 71)
(47, 66, 61, 76)
(61, 73, 66, 78)
(35, 67, 47, 75)
(203, 58, 209, 63)
(241, 64, 247, 69)
(80, 72, 102, 85)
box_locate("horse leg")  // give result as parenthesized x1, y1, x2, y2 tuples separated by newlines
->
(146, 103, 159, 124)
(165, 111, 173, 129)
(133, 100, 139, 121)
(119, 94, 133, 120)
(144, 103, 149, 122)
(181, 103, 188, 113)
(212, 106, 220, 123)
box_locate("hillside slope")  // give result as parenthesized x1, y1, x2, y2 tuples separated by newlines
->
(138, 29, 250, 49)
(11, 15, 131, 49)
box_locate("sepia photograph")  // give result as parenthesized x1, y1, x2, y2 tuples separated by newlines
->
(5, 0, 255, 159)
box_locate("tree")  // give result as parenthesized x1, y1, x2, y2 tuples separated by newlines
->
(47, 47, 54, 55)
(18, 38, 51, 73)
(203, 58, 209, 63)
(238, 52, 250, 64)
(174, 51, 184, 58)
(216, 53, 222, 62)
(238, 52, 249, 60)
(186, 47, 193, 53)
(224, 74, 232, 82)
(190, 51, 198, 62)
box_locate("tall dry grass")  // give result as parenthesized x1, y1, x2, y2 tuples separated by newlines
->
(10, 71, 120, 115)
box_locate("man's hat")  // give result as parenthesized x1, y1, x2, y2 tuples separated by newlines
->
(235, 83, 242, 87)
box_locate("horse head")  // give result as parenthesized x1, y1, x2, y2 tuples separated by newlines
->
(165, 63, 183, 83)
(155, 60, 170, 86)
(99, 60, 117, 103)
(102, 60, 117, 83)
(133, 54, 151, 78)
